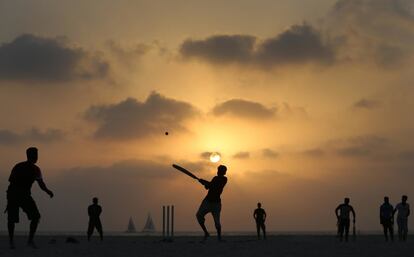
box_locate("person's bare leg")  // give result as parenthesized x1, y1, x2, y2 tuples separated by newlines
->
(28, 219, 39, 248)
(8, 222, 15, 249)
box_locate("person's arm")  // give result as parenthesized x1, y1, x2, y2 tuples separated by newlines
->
(37, 179, 54, 198)
(198, 178, 211, 189)
(253, 210, 257, 220)
(335, 205, 340, 219)
(351, 206, 356, 223)
(407, 205, 410, 218)
(263, 210, 267, 221)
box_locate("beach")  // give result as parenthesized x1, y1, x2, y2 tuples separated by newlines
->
(1, 235, 412, 257)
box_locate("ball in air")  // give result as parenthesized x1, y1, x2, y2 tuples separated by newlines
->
(165, 131, 169, 136)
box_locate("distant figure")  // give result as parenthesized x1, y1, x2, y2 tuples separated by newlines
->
(5, 147, 54, 249)
(87, 197, 103, 241)
(196, 165, 228, 241)
(335, 198, 356, 242)
(253, 202, 267, 240)
(380, 196, 394, 242)
(394, 195, 410, 241)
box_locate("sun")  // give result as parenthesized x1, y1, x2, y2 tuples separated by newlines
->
(210, 152, 221, 163)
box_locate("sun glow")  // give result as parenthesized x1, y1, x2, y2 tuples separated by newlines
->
(210, 152, 221, 163)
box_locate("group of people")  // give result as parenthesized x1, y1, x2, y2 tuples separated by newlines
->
(3, 147, 410, 250)
(4, 147, 104, 249)
(335, 196, 410, 242)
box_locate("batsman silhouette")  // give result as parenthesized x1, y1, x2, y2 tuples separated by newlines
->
(196, 165, 227, 241)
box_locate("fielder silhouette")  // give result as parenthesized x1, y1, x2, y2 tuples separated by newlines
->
(253, 202, 267, 240)
(5, 147, 54, 249)
(87, 197, 103, 241)
(335, 198, 356, 242)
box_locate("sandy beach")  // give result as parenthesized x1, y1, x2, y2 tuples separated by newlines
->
(0, 235, 412, 257)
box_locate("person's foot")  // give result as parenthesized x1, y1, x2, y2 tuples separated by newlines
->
(203, 232, 210, 241)
(27, 241, 38, 249)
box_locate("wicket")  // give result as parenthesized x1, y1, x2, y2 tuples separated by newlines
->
(162, 205, 174, 241)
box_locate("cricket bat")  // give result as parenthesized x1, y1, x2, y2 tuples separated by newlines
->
(172, 164, 199, 180)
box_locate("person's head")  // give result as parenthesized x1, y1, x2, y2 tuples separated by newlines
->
(384, 196, 389, 204)
(26, 147, 38, 163)
(217, 165, 227, 176)
(344, 197, 350, 204)
(402, 195, 408, 203)
(93, 197, 99, 204)
(257, 202, 262, 208)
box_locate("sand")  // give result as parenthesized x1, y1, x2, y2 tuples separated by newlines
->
(0, 235, 412, 257)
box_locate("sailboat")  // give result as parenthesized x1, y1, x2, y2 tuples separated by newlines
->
(142, 213, 156, 233)
(125, 217, 136, 233)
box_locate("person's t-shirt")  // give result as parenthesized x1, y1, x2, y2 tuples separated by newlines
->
(254, 208, 266, 222)
(380, 203, 394, 220)
(8, 161, 42, 194)
(88, 204, 102, 220)
(205, 176, 227, 203)
(395, 203, 410, 220)
(337, 204, 354, 220)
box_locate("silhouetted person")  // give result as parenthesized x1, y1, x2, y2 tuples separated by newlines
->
(253, 202, 267, 240)
(196, 165, 227, 241)
(5, 147, 54, 249)
(87, 197, 103, 241)
(335, 198, 355, 242)
(380, 196, 394, 242)
(394, 195, 410, 241)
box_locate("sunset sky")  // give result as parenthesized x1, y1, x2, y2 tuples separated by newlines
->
(1, 0, 414, 232)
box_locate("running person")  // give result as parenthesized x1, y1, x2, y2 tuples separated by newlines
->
(380, 196, 394, 242)
(335, 198, 356, 242)
(87, 197, 103, 241)
(253, 202, 267, 240)
(196, 165, 227, 241)
(394, 195, 410, 241)
(5, 147, 54, 249)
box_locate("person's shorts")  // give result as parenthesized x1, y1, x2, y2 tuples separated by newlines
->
(6, 192, 41, 223)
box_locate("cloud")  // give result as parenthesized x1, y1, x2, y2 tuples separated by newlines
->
(85, 92, 199, 140)
(353, 98, 381, 109)
(0, 34, 109, 81)
(180, 24, 336, 67)
(335, 135, 388, 157)
(0, 128, 63, 145)
(328, 0, 414, 66)
(212, 99, 276, 119)
(262, 148, 279, 159)
(233, 151, 250, 159)
(302, 148, 325, 157)
(180, 35, 256, 64)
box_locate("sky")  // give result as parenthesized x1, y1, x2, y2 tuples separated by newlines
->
(1, 0, 414, 233)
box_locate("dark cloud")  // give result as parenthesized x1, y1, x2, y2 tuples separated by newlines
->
(0, 128, 63, 145)
(212, 99, 276, 119)
(329, 0, 414, 66)
(0, 34, 108, 81)
(233, 151, 250, 159)
(180, 35, 255, 64)
(302, 148, 325, 157)
(262, 148, 279, 159)
(180, 24, 336, 67)
(353, 98, 381, 109)
(256, 24, 335, 65)
(85, 92, 199, 140)
(335, 135, 388, 157)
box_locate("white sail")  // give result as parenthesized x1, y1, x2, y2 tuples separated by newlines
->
(142, 213, 156, 233)
(126, 217, 136, 233)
